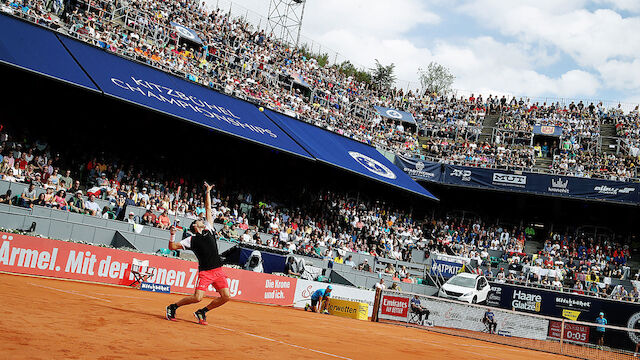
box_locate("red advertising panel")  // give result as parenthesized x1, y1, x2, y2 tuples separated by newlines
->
(548, 321, 590, 343)
(0, 232, 296, 305)
(380, 295, 409, 317)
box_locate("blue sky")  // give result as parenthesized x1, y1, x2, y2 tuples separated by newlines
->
(208, 0, 640, 108)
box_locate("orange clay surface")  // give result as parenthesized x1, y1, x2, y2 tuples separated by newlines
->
(0, 273, 572, 360)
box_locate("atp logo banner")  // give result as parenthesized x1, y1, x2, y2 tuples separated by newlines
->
(170, 22, 203, 44)
(263, 108, 438, 200)
(373, 106, 416, 124)
(349, 151, 396, 179)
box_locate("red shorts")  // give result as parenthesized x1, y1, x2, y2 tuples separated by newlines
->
(195, 267, 229, 292)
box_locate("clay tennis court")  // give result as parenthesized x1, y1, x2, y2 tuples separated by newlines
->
(0, 272, 571, 360)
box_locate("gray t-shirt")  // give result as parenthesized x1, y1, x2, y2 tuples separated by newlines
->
(22, 188, 36, 200)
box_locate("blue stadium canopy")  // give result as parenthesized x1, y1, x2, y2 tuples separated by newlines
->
(264, 109, 438, 200)
(58, 35, 314, 161)
(0, 14, 98, 91)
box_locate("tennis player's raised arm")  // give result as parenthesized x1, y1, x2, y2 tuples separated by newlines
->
(204, 181, 214, 227)
(168, 226, 183, 250)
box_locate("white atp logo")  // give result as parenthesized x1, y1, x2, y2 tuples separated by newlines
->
(175, 24, 196, 40)
(348, 151, 396, 179)
(385, 109, 403, 119)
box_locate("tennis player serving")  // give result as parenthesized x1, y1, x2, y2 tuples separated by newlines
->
(165, 182, 230, 325)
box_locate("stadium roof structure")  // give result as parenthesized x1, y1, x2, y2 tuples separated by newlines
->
(0, 13, 437, 201)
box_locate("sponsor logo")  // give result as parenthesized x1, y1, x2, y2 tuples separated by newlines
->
(404, 167, 436, 179)
(594, 185, 635, 195)
(562, 309, 581, 321)
(415, 161, 425, 171)
(511, 289, 541, 312)
(450, 169, 471, 182)
(385, 109, 403, 119)
(540, 126, 556, 135)
(627, 312, 640, 344)
(555, 297, 591, 310)
(487, 286, 502, 306)
(548, 178, 569, 193)
(493, 173, 527, 187)
(348, 151, 396, 179)
(430, 260, 463, 276)
(140, 282, 171, 293)
(380, 295, 409, 317)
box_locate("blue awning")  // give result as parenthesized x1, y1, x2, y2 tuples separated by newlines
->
(0, 14, 98, 91)
(264, 109, 438, 200)
(373, 106, 416, 124)
(58, 35, 314, 161)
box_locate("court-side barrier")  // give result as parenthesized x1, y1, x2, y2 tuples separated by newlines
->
(0, 232, 296, 306)
(373, 288, 640, 360)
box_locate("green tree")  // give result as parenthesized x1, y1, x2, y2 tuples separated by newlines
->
(370, 59, 396, 90)
(417, 62, 455, 95)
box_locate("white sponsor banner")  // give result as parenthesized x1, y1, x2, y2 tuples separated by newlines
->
(432, 253, 471, 265)
(422, 297, 548, 340)
(293, 279, 376, 316)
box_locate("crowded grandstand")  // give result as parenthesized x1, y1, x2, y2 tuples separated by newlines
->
(1, 0, 640, 359)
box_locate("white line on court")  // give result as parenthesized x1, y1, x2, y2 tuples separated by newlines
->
(94, 292, 154, 300)
(209, 324, 353, 360)
(30, 283, 112, 302)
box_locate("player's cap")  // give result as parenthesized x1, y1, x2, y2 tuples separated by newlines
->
(326, 285, 332, 291)
(129, 211, 134, 215)
(599, 312, 604, 316)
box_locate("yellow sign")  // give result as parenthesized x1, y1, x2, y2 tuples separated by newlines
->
(562, 309, 581, 321)
(327, 298, 369, 320)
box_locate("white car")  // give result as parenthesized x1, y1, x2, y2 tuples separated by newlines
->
(437, 273, 490, 304)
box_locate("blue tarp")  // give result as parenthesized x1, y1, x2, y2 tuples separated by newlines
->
(373, 106, 416, 124)
(264, 109, 438, 200)
(58, 35, 314, 160)
(170, 22, 203, 45)
(0, 14, 98, 91)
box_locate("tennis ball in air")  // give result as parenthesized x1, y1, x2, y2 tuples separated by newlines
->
(259, 107, 264, 112)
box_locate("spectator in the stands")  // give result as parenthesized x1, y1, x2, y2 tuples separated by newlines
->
(68, 190, 85, 213)
(52, 190, 68, 210)
(158, 209, 171, 229)
(59, 170, 72, 190)
(284, 257, 301, 277)
(344, 255, 356, 268)
(375, 278, 386, 290)
(0, 189, 12, 204)
(69, 180, 82, 195)
(42, 187, 55, 206)
(142, 208, 157, 226)
(33, 193, 47, 207)
(31, 172, 43, 187)
(127, 211, 137, 224)
(360, 259, 371, 272)
(19, 183, 36, 208)
(84, 194, 100, 216)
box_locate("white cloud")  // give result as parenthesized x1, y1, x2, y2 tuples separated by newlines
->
(594, 0, 640, 13)
(431, 38, 600, 97)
